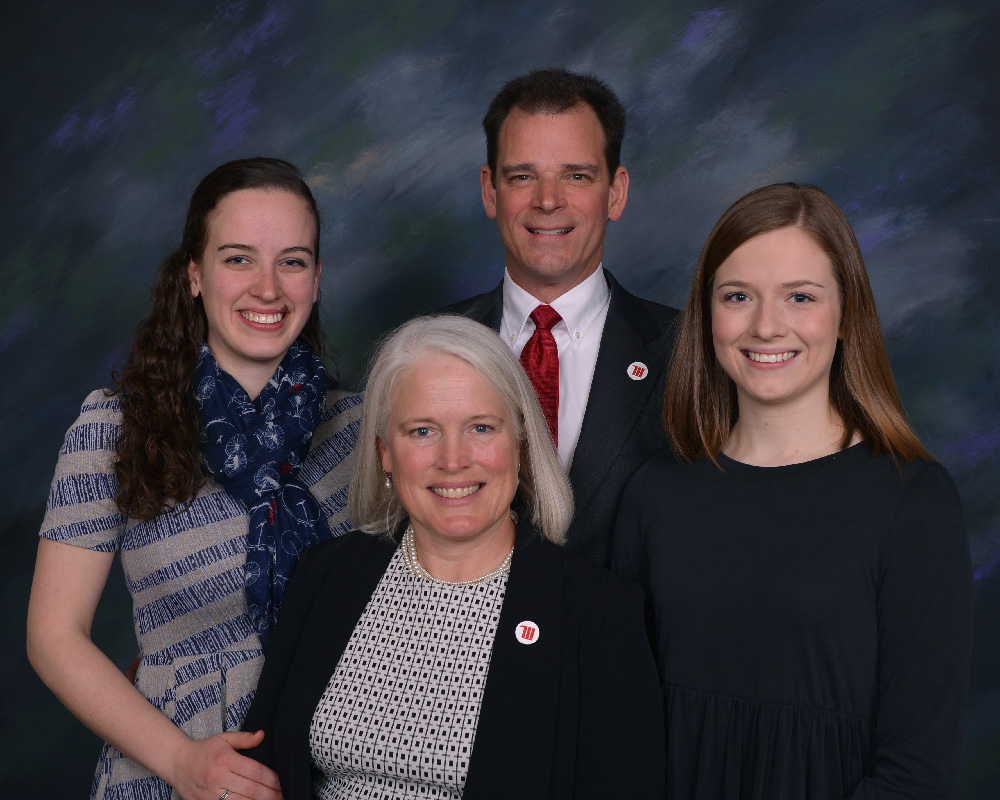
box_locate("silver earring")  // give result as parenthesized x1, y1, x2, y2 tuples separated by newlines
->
(384, 471, 392, 489)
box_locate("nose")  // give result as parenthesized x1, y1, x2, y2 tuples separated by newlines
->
(438, 431, 472, 472)
(251, 264, 279, 302)
(533, 175, 565, 212)
(749, 299, 785, 340)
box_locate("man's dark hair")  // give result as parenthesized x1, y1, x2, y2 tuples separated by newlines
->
(482, 68, 626, 183)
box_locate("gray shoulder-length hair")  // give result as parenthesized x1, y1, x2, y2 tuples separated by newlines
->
(349, 314, 573, 544)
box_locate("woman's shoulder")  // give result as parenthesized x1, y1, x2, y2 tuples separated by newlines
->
(58, 389, 124, 454)
(620, 448, 713, 503)
(77, 388, 123, 421)
(643, 448, 713, 478)
(299, 529, 394, 573)
(888, 455, 962, 517)
(291, 530, 397, 598)
(314, 389, 363, 440)
(80, 387, 122, 410)
(852, 446, 959, 502)
(896, 453, 956, 487)
(323, 388, 363, 415)
(41, 390, 128, 549)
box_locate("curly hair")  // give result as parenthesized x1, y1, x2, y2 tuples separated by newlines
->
(111, 157, 330, 519)
(665, 182, 931, 465)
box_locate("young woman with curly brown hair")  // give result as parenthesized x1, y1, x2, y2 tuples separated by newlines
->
(27, 158, 362, 800)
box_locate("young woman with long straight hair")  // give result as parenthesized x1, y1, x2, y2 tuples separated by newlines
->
(613, 183, 972, 799)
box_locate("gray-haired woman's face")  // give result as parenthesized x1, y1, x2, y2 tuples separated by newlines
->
(377, 352, 520, 546)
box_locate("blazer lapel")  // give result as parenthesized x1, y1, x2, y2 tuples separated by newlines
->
(568, 273, 667, 516)
(280, 535, 397, 797)
(463, 524, 563, 799)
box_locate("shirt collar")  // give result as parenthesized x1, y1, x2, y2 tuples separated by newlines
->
(502, 265, 610, 346)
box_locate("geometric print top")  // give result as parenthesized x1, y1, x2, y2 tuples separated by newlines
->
(39, 388, 362, 800)
(310, 548, 508, 800)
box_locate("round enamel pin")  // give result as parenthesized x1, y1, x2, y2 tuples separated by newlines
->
(515, 620, 540, 645)
(627, 361, 649, 380)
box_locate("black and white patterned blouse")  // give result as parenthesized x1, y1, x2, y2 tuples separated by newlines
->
(309, 548, 508, 799)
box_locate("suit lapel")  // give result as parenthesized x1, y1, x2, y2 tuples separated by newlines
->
(463, 524, 563, 799)
(568, 274, 666, 517)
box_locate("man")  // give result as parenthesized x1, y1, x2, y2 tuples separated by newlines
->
(443, 68, 679, 568)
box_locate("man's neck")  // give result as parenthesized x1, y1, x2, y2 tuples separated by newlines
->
(506, 264, 601, 304)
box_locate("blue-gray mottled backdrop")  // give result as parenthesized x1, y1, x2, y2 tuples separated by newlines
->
(2, 0, 998, 795)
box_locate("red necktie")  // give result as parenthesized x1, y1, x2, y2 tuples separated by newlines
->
(520, 305, 561, 446)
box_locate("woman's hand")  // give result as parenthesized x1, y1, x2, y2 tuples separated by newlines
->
(27, 539, 282, 799)
(167, 730, 282, 800)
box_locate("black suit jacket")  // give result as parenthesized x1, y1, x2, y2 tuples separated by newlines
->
(442, 271, 679, 568)
(243, 522, 665, 799)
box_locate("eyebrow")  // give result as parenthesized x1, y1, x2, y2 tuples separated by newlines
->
(397, 413, 505, 426)
(715, 279, 826, 290)
(499, 162, 600, 176)
(217, 243, 315, 257)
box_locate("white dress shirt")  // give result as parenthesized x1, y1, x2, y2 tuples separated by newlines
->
(500, 266, 610, 470)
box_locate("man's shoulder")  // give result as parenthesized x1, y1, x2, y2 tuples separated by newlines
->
(620, 291, 678, 332)
(439, 284, 502, 316)
(603, 270, 680, 350)
(437, 282, 504, 329)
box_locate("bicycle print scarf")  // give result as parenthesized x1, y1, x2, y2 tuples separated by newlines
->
(194, 339, 330, 652)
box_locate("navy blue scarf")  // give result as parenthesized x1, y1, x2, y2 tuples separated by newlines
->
(194, 340, 330, 652)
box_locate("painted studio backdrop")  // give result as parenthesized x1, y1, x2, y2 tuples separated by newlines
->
(2, 0, 998, 795)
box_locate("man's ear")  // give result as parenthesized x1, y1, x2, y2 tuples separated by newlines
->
(607, 166, 629, 222)
(481, 166, 498, 220)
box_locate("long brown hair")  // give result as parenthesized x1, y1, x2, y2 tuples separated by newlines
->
(112, 157, 330, 519)
(665, 182, 931, 464)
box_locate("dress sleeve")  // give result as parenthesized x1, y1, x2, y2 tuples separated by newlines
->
(39, 390, 127, 552)
(850, 463, 973, 799)
(575, 581, 666, 800)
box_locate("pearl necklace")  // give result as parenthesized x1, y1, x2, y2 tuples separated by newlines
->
(401, 513, 516, 587)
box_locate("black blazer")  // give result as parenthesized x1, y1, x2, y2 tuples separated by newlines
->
(243, 522, 665, 799)
(442, 271, 679, 568)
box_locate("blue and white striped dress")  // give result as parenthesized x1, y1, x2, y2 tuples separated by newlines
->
(39, 388, 363, 800)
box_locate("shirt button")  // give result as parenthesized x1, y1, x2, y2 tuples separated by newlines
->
(575, 331, 581, 339)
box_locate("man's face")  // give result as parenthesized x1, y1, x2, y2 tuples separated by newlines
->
(481, 105, 629, 303)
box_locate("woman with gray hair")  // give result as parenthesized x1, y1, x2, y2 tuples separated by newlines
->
(242, 315, 664, 799)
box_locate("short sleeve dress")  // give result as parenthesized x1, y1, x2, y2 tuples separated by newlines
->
(612, 443, 973, 799)
(39, 388, 363, 800)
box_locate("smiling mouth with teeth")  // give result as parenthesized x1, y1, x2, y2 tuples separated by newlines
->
(432, 484, 482, 499)
(528, 228, 572, 235)
(240, 310, 285, 324)
(745, 351, 797, 363)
